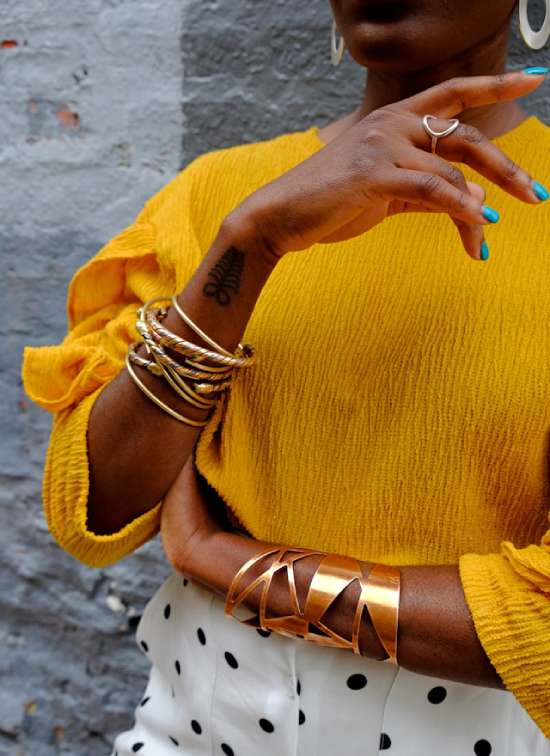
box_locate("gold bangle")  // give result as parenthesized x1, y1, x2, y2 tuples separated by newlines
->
(171, 294, 249, 361)
(225, 545, 401, 663)
(150, 354, 217, 410)
(127, 343, 219, 411)
(136, 322, 235, 393)
(139, 298, 256, 369)
(136, 320, 233, 382)
(124, 352, 211, 427)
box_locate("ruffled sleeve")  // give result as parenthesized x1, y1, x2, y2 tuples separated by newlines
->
(21, 158, 207, 568)
(458, 524, 550, 737)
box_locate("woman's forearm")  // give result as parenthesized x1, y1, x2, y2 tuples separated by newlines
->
(86, 212, 277, 535)
(191, 531, 505, 690)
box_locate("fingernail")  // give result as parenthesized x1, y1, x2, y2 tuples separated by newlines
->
(523, 66, 549, 75)
(481, 205, 500, 223)
(532, 179, 549, 202)
(480, 239, 489, 261)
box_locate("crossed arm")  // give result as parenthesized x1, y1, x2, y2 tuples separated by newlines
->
(159, 453, 505, 691)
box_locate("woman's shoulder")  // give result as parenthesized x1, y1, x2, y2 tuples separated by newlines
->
(140, 125, 320, 224)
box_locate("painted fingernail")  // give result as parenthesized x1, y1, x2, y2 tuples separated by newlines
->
(481, 205, 500, 223)
(480, 239, 489, 261)
(532, 179, 549, 202)
(523, 66, 549, 75)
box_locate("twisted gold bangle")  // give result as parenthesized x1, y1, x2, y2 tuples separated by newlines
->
(139, 298, 255, 369)
(128, 337, 233, 397)
(124, 352, 211, 427)
(171, 294, 248, 360)
(135, 322, 234, 387)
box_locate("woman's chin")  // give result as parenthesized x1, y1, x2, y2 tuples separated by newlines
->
(348, 25, 419, 67)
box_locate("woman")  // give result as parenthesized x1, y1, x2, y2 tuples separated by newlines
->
(21, 0, 550, 754)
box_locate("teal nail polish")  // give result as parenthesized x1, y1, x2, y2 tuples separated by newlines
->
(482, 205, 500, 223)
(532, 179, 549, 201)
(523, 66, 549, 75)
(480, 239, 489, 261)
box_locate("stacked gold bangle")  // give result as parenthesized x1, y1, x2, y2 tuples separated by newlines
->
(125, 295, 256, 427)
(224, 546, 401, 664)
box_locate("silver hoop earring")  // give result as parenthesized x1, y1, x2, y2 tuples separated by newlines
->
(331, 19, 345, 66)
(519, 0, 550, 49)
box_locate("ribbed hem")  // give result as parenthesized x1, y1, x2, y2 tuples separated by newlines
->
(43, 383, 161, 568)
(459, 552, 550, 738)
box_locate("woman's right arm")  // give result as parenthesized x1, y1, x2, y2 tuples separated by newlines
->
(86, 214, 277, 536)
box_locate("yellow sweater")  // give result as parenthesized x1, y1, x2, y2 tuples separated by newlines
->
(22, 114, 550, 735)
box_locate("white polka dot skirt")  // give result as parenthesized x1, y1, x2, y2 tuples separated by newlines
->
(110, 572, 549, 756)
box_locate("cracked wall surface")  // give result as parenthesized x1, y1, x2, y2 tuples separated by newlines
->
(2, 0, 548, 753)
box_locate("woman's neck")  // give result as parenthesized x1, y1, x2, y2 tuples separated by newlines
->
(318, 15, 528, 146)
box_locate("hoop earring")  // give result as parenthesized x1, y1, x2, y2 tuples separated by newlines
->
(519, 0, 550, 50)
(331, 19, 345, 66)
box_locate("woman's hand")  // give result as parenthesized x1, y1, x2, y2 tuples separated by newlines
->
(229, 70, 546, 262)
(160, 453, 223, 575)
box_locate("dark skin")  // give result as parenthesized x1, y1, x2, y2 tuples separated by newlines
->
(156, 0, 547, 690)
(327, 0, 528, 141)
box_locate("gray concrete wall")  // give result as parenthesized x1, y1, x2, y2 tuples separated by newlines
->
(3, 1, 548, 753)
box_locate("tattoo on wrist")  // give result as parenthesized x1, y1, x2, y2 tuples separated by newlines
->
(203, 247, 245, 306)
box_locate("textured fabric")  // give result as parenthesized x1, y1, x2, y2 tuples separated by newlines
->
(21, 115, 550, 736)
(111, 573, 550, 756)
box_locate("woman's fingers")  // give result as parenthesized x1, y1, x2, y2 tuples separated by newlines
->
(392, 148, 487, 259)
(387, 180, 487, 261)
(377, 167, 492, 226)
(446, 171, 488, 264)
(409, 116, 542, 204)
(399, 69, 546, 119)
(453, 217, 487, 263)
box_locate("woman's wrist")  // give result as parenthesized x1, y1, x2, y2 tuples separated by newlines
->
(186, 530, 388, 660)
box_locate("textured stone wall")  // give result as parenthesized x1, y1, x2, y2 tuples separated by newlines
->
(2, 0, 548, 753)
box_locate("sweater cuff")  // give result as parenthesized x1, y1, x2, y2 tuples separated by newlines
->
(43, 383, 161, 568)
(458, 552, 550, 738)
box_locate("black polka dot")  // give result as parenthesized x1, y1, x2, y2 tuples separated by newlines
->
(139, 696, 150, 707)
(256, 629, 271, 638)
(169, 736, 179, 746)
(380, 732, 392, 750)
(127, 614, 141, 630)
(427, 686, 447, 704)
(191, 719, 202, 735)
(221, 745, 234, 756)
(164, 603, 171, 620)
(197, 627, 206, 645)
(183, 578, 189, 586)
(171, 685, 175, 699)
(299, 709, 306, 725)
(296, 679, 301, 696)
(259, 718, 274, 733)
(474, 740, 492, 756)
(132, 745, 144, 753)
(140, 640, 149, 653)
(224, 651, 239, 669)
(347, 673, 368, 690)
(174, 659, 181, 675)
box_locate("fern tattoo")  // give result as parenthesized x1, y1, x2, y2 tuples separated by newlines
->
(203, 247, 245, 306)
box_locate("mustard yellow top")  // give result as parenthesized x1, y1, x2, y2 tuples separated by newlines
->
(21, 115, 550, 736)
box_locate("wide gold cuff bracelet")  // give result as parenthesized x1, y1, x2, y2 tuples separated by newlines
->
(224, 546, 401, 664)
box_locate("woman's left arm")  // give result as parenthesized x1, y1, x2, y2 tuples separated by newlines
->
(160, 455, 504, 690)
